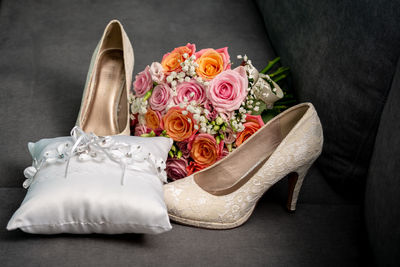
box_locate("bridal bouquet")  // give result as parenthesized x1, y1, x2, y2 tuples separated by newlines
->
(129, 43, 294, 181)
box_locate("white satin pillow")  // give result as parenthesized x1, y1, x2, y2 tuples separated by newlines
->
(7, 131, 173, 234)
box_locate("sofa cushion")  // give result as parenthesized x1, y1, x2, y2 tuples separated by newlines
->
(256, 0, 400, 200)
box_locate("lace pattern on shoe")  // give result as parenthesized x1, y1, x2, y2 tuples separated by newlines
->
(165, 108, 323, 225)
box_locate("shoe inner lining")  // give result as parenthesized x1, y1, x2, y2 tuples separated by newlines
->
(194, 105, 309, 196)
(81, 49, 126, 136)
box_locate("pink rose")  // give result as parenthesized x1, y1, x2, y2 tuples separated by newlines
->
(219, 111, 234, 122)
(149, 62, 165, 84)
(223, 126, 236, 145)
(134, 124, 152, 136)
(216, 47, 231, 70)
(207, 66, 248, 112)
(133, 66, 153, 97)
(176, 141, 191, 158)
(166, 157, 188, 181)
(173, 80, 206, 105)
(149, 83, 172, 111)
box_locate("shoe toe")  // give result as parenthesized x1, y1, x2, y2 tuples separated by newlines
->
(163, 179, 187, 218)
(163, 176, 204, 220)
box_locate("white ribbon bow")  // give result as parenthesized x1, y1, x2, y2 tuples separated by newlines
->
(22, 127, 167, 188)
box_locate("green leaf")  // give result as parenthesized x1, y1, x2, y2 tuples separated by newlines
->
(261, 112, 275, 123)
(269, 66, 290, 78)
(261, 109, 278, 123)
(272, 74, 288, 83)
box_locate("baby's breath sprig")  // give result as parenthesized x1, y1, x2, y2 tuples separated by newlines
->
(230, 112, 245, 133)
(174, 97, 204, 131)
(165, 53, 209, 92)
(130, 95, 148, 115)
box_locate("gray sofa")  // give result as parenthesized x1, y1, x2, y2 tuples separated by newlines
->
(0, 0, 398, 266)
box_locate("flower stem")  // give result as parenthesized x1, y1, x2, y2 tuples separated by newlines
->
(260, 57, 280, 74)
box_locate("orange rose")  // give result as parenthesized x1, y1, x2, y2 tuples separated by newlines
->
(195, 47, 231, 80)
(162, 107, 196, 141)
(161, 52, 182, 73)
(145, 109, 161, 130)
(235, 114, 264, 147)
(190, 133, 220, 167)
(161, 43, 196, 73)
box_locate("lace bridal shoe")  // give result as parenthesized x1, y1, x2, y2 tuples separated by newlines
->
(76, 20, 134, 136)
(164, 103, 323, 229)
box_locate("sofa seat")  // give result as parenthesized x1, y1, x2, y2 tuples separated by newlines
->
(0, 188, 363, 266)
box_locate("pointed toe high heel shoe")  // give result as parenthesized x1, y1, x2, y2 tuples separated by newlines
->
(76, 20, 134, 136)
(164, 103, 323, 229)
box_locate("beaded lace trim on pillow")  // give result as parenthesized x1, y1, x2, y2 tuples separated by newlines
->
(23, 126, 167, 188)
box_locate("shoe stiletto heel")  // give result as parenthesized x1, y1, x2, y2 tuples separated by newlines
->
(164, 103, 323, 229)
(286, 163, 313, 212)
(287, 172, 300, 212)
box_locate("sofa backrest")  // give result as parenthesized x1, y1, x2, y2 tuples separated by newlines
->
(365, 59, 400, 266)
(256, 0, 400, 201)
(256, 0, 400, 265)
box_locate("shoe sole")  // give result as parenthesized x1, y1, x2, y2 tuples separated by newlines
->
(168, 205, 256, 230)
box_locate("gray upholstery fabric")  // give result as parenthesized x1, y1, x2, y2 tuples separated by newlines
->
(0, 0, 343, 204)
(255, 1, 400, 265)
(1, 188, 364, 267)
(365, 59, 400, 266)
(0, 0, 372, 266)
(256, 0, 400, 200)
(0, 0, 276, 187)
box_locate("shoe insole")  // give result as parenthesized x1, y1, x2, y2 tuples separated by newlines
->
(195, 118, 282, 195)
(82, 49, 125, 136)
(194, 105, 309, 196)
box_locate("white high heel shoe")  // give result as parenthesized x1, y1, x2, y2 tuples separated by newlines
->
(164, 103, 323, 229)
(76, 19, 134, 136)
